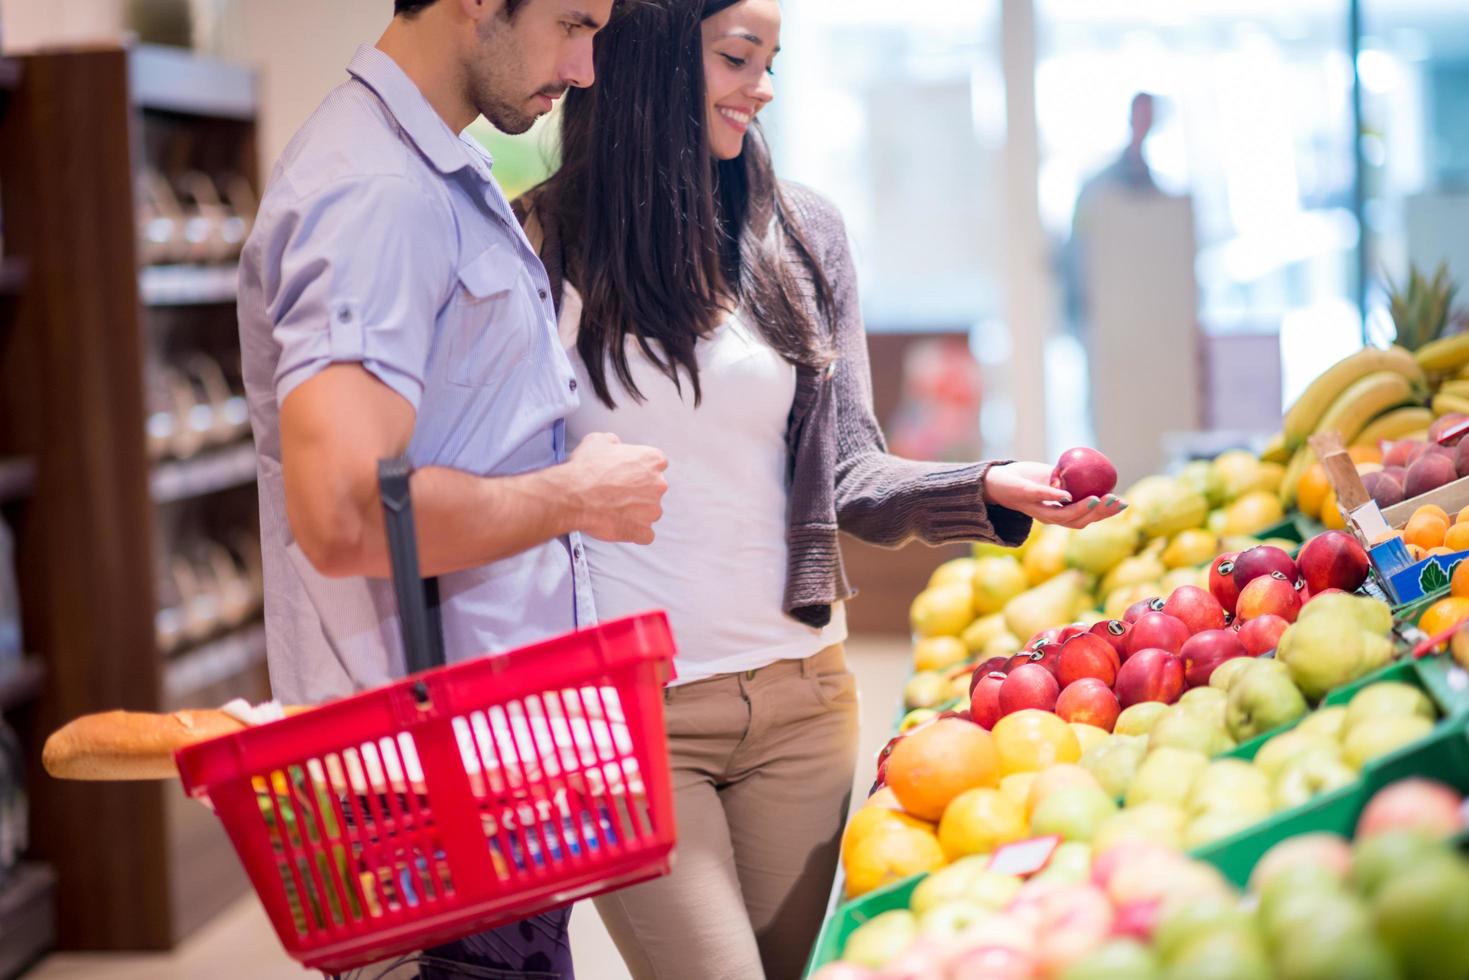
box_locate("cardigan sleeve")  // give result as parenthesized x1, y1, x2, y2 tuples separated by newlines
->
(791, 187, 1033, 550)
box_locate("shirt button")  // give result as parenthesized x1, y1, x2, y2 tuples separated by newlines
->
(573, 545, 584, 561)
(538, 289, 548, 300)
(569, 379, 578, 392)
(336, 306, 353, 323)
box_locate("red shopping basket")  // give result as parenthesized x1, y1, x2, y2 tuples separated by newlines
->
(174, 458, 677, 973)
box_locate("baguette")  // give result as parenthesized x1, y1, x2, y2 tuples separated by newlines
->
(43, 706, 311, 781)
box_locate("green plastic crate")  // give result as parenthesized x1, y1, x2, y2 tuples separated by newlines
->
(803, 873, 925, 977)
(1191, 713, 1469, 888)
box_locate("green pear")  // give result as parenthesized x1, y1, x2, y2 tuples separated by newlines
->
(1372, 856, 1469, 980)
(1031, 784, 1119, 842)
(1341, 715, 1434, 770)
(1253, 730, 1340, 779)
(1159, 927, 1272, 980)
(1294, 705, 1348, 741)
(1272, 748, 1359, 811)
(1227, 666, 1308, 741)
(1278, 615, 1375, 701)
(1004, 570, 1088, 643)
(1186, 760, 1273, 818)
(1296, 592, 1392, 636)
(910, 856, 1019, 915)
(1152, 892, 1254, 963)
(1209, 656, 1259, 691)
(1149, 706, 1233, 757)
(1127, 747, 1209, 808)
(1114, 701, 1171, 736)
(1033, 840, 1094, 886)
(1080, 737, 1148, 800)
(1343, 682, 1435, 734)
(1351, 830, 1443, 900)
(1066, 518, 1142, 576)
(918, 900, 994, 938)
(1184, 810, 1263, 850)
(1094, 802, 1188, 852)
(1178, 686, 1229, 730)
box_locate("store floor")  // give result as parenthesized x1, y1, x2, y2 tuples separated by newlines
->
(30, 633, 909, 980)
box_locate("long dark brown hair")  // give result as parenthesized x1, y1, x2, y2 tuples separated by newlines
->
(529, 0, 835, 408)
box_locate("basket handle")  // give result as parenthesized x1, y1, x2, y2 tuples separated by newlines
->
(378, 457, 446, 677)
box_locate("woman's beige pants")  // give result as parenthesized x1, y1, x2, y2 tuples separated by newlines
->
(593, 645, 861, 980)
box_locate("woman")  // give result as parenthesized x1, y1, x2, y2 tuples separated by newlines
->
(516, 2, 1124, 976)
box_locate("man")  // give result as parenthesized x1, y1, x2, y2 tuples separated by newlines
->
(237, 1, 664, 976)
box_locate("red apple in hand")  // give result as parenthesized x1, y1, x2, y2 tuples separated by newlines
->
(970, 671, 1008, 729)
(1124, 597, 1166, 624)
(1113, 648, 1186, 707)
(1209, 552, 1241, 612)
(1089, 619, 1132, 659)
(1237, 614, 1290, 656)
(999, 663, 1061, 715)
(1297, 531, 1370, 594)
(1232, 546, 1299, 592)
(1051, 447, 1119, 501)
(1056, 678, 1122, 730)
(1126, 612, 1191, 658)
(1235, 571, 1303, 623)
(1057, 633, 1121, 687)
(1163, 586, 1227, 634)
(1180, 629, 1249, 688)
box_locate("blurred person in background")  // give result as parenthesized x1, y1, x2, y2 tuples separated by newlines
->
(1065, 91, 1163, 336)
(517, 1, 1127, 976)
(236, 1, 669, 977)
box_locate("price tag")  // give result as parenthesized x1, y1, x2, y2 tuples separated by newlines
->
(987, 835, 1061, 877)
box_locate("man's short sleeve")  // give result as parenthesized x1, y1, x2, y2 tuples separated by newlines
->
(261, 174, 456, 410)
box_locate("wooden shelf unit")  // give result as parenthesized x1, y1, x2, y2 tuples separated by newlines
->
(0, 44, 268, 953)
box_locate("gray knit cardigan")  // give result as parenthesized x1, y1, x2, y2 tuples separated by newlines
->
(518, 182, 1033, 627)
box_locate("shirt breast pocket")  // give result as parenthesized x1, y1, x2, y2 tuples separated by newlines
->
(448, 245, 537, 388)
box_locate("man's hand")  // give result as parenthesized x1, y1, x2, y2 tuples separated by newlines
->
(564, 433, 669, 544)
(984, 460, 1126, 530)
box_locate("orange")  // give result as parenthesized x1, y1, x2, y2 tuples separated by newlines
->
(886, 719, 1000, 821)
(841, 805, 935, 862)
(1297, 463, 1331, 520)
(843, 823, 946, 897)
(1457, 505, 1469, 526)
(937, 787, 1029, 861)
(1415, 504, 1450, 524)
(1419, 596, 1469, 638)
(1453, 560, 1469, 599)
(1348, 445, 1384, 466)
(1025, 763, 1102, 817)
(1447, 524, 1469, 552)
(991, 709, 1082, 776)
(913, 635, 969, 672)
(1320, 489, 1348, 531)
(1428, 547, 1457, 558)
(1404, 512, 1449, 550)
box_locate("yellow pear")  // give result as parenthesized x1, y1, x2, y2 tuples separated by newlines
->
(972, 557, 1030, 616)
(1101, 553, 1167, 597)
(960, 612, 1011, 653)
(1221, 491, 1285, 537)
(910, 583, 975, 638)
(1065, 518, 1142, 576)
(1161, 528, 1220, 570)
(1022, 525, 1072, 585)
(1004, 571, 1088, 644)
(928, 557, 980, 591)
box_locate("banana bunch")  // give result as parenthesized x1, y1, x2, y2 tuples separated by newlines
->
(1279, 346, 1424, 451)
(1432, 379, 1469, 417)
(1351, 406, 1434, 447)
(1415, 333, 1469, 375)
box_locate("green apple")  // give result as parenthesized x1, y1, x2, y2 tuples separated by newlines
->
(1372, 855, 1469, 980)
(841, 909, 916, 967)
(1159, 927, 1271, 980)
(1152, 893, 1253, 963)
(1252, 730, 1340, 780)
(1094, 802, 1188, 852)
(1186, 759, 1273, 818)
(1115, 700, 1171, 736)
(1351, 830, 1443, 900)
(1210, 657, 1258, 691)
(1184, 810, 1261, 849)
(1227, 666, 1308, 742)
(1343, 682, 1436, 734)
(1341, 715, 1434, 770)
(1296, 592, 1392, 635)
(1278, 616, 1372, 701)
(1126, 747, 1210, 809)
(1080, 737, 1147, 800)
(1149, 707, 1233, 757)
(1294, 705, 1348, 741)
(1060, 939, 1159, 980)
(1272, 749, 1359, 811)
(918, 899, 993, 938)
(910, 856, 1019, 915)
(1031, 784, 1119, 842)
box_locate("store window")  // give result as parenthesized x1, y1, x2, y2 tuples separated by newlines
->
(1359, 0, 1469, 343)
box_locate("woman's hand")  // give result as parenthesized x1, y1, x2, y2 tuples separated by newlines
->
(983, 461, 1126, 529)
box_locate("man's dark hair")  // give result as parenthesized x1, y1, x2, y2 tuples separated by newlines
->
(395, 0, 528, 16)
(527, 0, 834, 409)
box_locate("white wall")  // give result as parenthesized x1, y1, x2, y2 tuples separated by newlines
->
(1, 0, 126, 50)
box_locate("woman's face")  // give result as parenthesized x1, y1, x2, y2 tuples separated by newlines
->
(701, 0, 780, 161)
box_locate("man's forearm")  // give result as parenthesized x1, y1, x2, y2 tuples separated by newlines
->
(338, 463, 583, 579)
